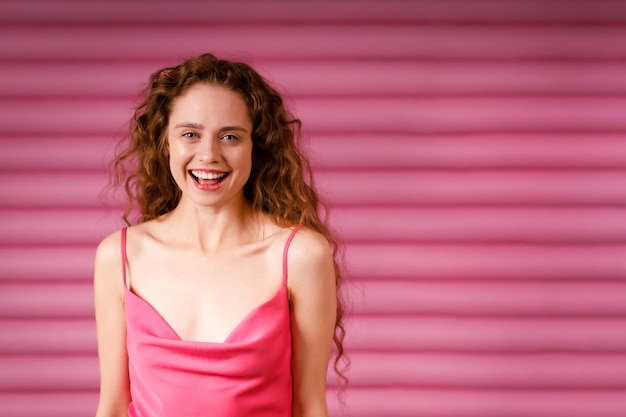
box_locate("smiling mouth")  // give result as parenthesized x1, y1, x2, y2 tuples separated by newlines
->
(189, 170, 229, 186)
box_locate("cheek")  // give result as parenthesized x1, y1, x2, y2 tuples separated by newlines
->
(241, 153, 253, 179)
(244, 143, 254, 166)
(168, 140, 192, 163)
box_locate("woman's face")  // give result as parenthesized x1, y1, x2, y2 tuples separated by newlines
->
(167, 82, 253, 210)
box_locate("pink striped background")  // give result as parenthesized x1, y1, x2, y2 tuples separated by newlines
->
(1, 1, 626, 416)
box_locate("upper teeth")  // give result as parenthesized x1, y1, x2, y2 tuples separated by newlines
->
(192, 171, 226, 180)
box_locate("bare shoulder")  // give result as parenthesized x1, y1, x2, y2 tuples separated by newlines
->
(95, 229, 123, 272)
(93, 228, 129, 296)
(286, 227, 335, 292)
(289, 227, 333, 262)
(94, 222, 154, 281)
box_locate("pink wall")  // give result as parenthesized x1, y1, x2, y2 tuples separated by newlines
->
(1, 1, 626, 416)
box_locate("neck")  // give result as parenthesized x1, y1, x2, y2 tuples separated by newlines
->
(165, 196, 262, 252)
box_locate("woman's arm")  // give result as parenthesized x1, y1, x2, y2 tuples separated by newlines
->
(94, 231, 131, 417)
(288, 229, 338, 417)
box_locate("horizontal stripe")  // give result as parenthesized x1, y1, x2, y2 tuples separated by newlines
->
(3, 0, 626, 23)
(3, 134, 626, 170)
(2, 26, 626, 60)
(3, 97, 626, 134)
(2, 279, 626, 319)
(3, 206, 626, 244)
(1, 243, 625, 282)
(3, 353, 626, 390)
(4, 62, 626, 97)
(3, 170, 626, 208)
(348, 243, 626, 280)
(327, 387, 626, 417)
(1, 389, 624, 417)
(4, 316, 626, 354)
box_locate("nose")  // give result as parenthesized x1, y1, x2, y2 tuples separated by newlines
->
(199, 137, 220, 162)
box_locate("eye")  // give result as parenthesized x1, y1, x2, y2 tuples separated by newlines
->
(182, 131, 199, 139)
(221, 134, 239, 141)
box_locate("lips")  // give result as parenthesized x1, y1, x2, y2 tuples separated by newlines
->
(189, 170, 229, 189)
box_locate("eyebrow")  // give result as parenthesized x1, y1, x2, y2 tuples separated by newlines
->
(174, 122, 249, 134)
(219, 125, 249, 134)
(174, 122, 204, 129)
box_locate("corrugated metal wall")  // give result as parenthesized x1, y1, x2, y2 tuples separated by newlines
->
(1, 1, 626, 416)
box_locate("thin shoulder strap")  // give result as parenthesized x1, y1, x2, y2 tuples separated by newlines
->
(282, 225, 301, 286)
(121, 227, 128, 288)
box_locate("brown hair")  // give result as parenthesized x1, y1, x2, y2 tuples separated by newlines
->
(111, 53, 348, 387)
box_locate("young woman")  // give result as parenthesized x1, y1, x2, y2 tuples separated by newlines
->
(94, 53, 346, 417)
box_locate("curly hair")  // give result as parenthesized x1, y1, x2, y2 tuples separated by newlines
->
(111, 53, 348, 388)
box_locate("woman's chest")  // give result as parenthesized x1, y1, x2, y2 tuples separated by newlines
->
(128, 246, 284, 343)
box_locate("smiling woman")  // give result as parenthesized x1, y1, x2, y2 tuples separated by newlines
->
(167, 84, 253, 206)
(94, 53, 347, 417)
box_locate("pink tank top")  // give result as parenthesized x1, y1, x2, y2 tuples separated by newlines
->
(121, 226, 300, 416)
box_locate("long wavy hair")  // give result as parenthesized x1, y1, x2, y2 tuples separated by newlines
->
(111, 53, 348, 387)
